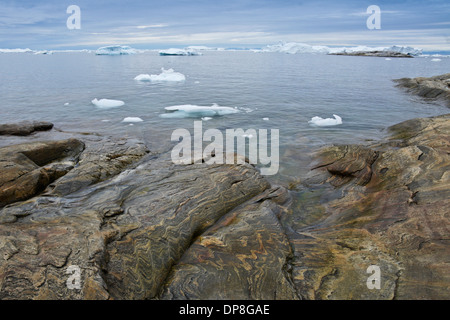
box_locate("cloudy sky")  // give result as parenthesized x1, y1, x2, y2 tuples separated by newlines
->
(0, 0, 449, 51)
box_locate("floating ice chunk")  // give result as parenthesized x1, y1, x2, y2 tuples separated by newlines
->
(263, 117, 269, 121)
(95, 45, 136, 55)
(308, 114, 343, 127)
(160, 104, 239, 118)
(134, 68, 186, 82)
(385, 58, 392, 61)
(159, 48, 202, 56)
(92, 98, 125, 109)
(64, 102, 70, 106)
(122, 117, 144, 123)
(431, 58, 441, 62)
(201, 117, 212, 121)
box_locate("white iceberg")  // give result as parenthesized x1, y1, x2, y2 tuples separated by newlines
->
(308, 114, 343, 127)
(263, 42, 330, 54)
(122, 117, 143, 123)
(160, 104, 239, 118)
(261, 41, 423, 56)
(34, 50, 53, 55)
(92, 98, 125, 109)
(0, 48, 33, 53)
(159, 48, 202, 56)
(95, 45, 136, 55)
(134, 68, 186, 82)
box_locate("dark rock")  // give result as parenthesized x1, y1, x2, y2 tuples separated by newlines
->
(0, 121, 54, 136)
(0, 139, 84, 207)
(394, 73, 450, 106)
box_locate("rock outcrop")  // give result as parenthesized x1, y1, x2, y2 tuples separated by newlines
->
(285, 113, 449, 299)
(0, 136, 296, 300)
(0, 121, 54, 136)
(394, 73, 450, 106)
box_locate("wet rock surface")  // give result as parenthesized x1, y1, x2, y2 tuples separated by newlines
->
(0, 121, 54, 136)
(394, 73, 450, 106)
(287, 113, 449, 299)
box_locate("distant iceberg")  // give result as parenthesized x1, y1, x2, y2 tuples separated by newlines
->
(308, 114, 343, 127)
(261, 41, 422, 56)
(159, 48, 202, 56)
(262, 42, 330, 54)
(0, 48, 33, 53)
(92, 98, 125, 108)
(134, 68, 186, 82)
(34, 50, 53, 55)
(160, 104, 239, 118)
(95, 45, 136, 55)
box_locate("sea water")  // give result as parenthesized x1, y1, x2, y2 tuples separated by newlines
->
(0, 50, 448, 184)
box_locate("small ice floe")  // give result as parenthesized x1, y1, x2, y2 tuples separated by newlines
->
(134, 68, 186, 82)
(431, 58, 441, 62)
(308, 114, 343, 127)
(194, 81, 200, 84)
(160, 104, 239, 119)
(101, 120, 110, 122)
(122, 117, 143, 123)
(91, 98, 125, 109)
(64, 102, 70, 106)
(263, 117, 269, 121)
(201, 117, 212, 121)
(385, 58, 392, 61)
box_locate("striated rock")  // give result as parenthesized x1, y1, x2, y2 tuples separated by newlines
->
(0, 139, 85, 208)
(0, 121, 54, 136)
(394, 73, 450, 106)
(160, 186, 299, 300)
(286, 113, 450, 299)
(0, 137, 298, 299)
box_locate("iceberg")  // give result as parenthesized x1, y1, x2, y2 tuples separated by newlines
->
(261, 42, 423, 56)
(0, 48, 33, 53)
(95, 45, 136, 55)
(92, 98, 125, 109)
(34, 50, 53, 55)
(134, 68, 186, 82)
(159, 48, 202, 56)
(262, 42, 330, 54)
(160, 104, 239, 118)
(122, 117, 144, 123)
(308, 114, 343, 127)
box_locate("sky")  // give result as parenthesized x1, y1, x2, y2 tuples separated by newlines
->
(0, 0, 449, 51)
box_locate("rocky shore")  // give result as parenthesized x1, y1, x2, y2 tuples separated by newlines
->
(0, 74, 449, 300)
